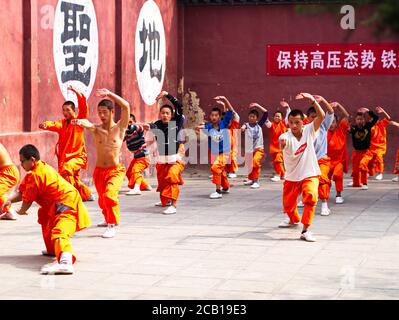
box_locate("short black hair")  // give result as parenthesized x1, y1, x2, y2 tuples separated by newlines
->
(160, 104, 174, 114)
(356, 112, 365, 118)
(130, 114, 136, 122)
(19, 144, 40, 161)
(211, 107, 222, 116)
(288, 109, 305, 120)
(98, 99, 114, 110)
(306, 106, 316, 116)
(249, 109, 259, 118)
(274, 110, 283, 117)
(63, 100, 75, 111)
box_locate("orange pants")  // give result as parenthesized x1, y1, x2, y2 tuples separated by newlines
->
(271, 152, 285, 178)
(329, 161, 344, 193)
(318, 158, 331, 201)
(59, 157, 91, 201)
(93, 164, 126, 225)
(211, 153, 230, 190)
(247, 148, 265, 181)
(351, 150, 370, 186)
(156, 160, 184, 206)
(283, 177, 319, 228)
(367, 150, 385, 176)
(126, 156, 150, 190)
(394, 149, 399, 175)
(41, 200, 90, 263)
(226, 149, 238, 174)
(0, 165, 20, 213)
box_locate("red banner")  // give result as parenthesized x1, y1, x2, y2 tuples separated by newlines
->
(266, 43, 399, 76)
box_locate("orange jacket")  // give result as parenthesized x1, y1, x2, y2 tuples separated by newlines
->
(18, 160, 91, 230)
(327, 119, 349, 172)
(370, 118, 390, 154)
(269, 121, 287, 154)
(43, 94, 89, 166)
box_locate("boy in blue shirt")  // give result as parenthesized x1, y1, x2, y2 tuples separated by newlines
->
(197, 96, 237, 199)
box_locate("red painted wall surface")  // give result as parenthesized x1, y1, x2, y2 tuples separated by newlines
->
(180, 4, 399, 171)
(0, 0, 179, 184)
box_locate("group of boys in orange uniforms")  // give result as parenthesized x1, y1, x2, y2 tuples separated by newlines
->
(2, 86, 399, 273)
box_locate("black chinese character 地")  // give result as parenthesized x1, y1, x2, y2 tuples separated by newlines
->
(60, 1, 91, 86)
(139, 19, 163, 82)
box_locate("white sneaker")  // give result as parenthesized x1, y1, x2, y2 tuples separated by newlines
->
(0, 208, 18, 220)
(102, 225, 116, 238)
(40, 262, 74, 275)
(361, 184, 369, 190)
(144, 185, 153, 191)
(278, 217, 299, 228)
(210, 192, 222, 199)
(227, 173, 237, 178)
(244, 180, 253, 186)
(375, 173, 383, 180)
(335, 196, 344, 204)
(221, 188, 230, 194)
(392, 176, 399, 182)
(125, 189, 142, 196)
(155, 201, 172, 207)
(346, 181, 354, 187)
(300, 231, 316, 242)
(320, 207, 331, 216)
(163, 206, 177, 215)
(297, 201, 304, 208)
(270, 176, 281, 182)
(251, 182, 260, 189)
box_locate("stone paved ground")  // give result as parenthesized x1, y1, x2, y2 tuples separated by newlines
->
(1, 170, 399, 300)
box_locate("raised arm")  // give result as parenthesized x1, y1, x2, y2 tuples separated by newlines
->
(375, 106, 391, 120)
(330, 102, 349, 120)
(280, 100, 291, 125)
(314, 95, 333, 114)
(68, 85, 89, 119)
(214, 96, 236, 114)
(249, 103, 268, 126)
(96, 88, 130, 129)
(359, 107, 378, 127)
(295, 93, 325, 131)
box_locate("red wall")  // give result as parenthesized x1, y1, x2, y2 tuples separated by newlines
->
(180, 4, 399, 171)
(0, 0, 179, 183)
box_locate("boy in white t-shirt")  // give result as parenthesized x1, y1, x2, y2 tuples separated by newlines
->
(278, 93, 325, 242)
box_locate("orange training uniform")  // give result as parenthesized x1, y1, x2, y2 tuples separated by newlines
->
(394, 148, 399, 175)
(126, 157, 150, 190)
(368, 118, 390, 176)
(269, 121, 286, 178)
(18, 161, 91, 263)
(226, 115, 240, 174)
(211, 153, 231, 190)
(156, 160, 184, 206)
(0, 165, 20, 213)
(247, 148, 265, 181)
(327, 119, 349, 193)
(93, 165, 126, 225)
(43, 93, 92, 201)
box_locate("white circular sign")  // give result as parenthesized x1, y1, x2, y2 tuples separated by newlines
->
(53, 0, 98, 104)
(135, 0, 166, 105)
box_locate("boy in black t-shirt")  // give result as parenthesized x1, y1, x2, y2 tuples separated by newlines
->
(348, 107, 378, 189)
